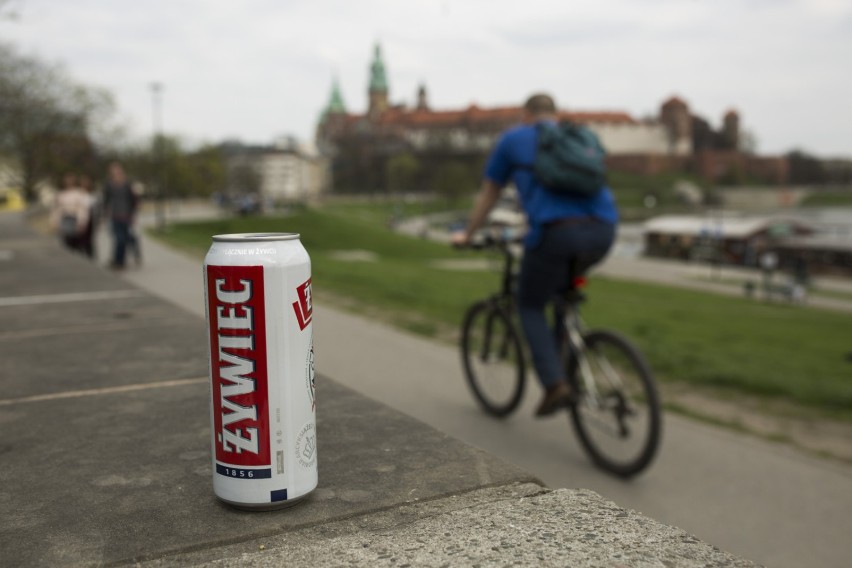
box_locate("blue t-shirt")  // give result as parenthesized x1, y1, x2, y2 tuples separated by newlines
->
(484, 122, 618, 249)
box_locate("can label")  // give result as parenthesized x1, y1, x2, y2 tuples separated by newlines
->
(207, 265, 271, 474)
(292, 278, 313, 330)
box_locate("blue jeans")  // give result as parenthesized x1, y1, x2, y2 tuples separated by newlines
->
(111, 219, 130, 267)
(517, 220, 616, 388)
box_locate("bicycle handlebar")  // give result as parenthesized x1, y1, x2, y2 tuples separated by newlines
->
(452, 229, 524, 251)
(453, 229, 590, 292)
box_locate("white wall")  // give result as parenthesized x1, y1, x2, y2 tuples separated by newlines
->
(588, 122, 691, 156)
(259, 152, 327, 201)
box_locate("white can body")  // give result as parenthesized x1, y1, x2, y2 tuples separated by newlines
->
(203, 233, 316, 510)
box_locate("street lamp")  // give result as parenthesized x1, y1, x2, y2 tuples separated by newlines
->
(150, 82, 166, 229)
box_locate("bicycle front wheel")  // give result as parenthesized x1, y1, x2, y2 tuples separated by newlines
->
(569, 330, 661, 478)
(460, 301, 526, 417)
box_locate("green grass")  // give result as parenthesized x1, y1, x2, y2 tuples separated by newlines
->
(153, 208, 495, 330)
(812, 287, 852, 302)
(153, 208, 852, 418)
(321, 196, 473, 226)
(691, 274, 852, 303)
(799, 190, 852, 207)
(580, 279, 852, 415)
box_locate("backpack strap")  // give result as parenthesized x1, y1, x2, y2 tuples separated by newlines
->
(513, 122, 552, 172)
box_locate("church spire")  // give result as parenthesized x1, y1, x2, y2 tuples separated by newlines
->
(326, 77, 346, 114)
(369, 43, 388, 93)
(368, 43, 389, 118)
(319, 77, 347, 126)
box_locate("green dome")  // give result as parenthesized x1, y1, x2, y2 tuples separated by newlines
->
(369, 43, 388, 93)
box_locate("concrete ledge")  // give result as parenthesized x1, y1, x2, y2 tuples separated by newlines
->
(137, 483, 758, 568)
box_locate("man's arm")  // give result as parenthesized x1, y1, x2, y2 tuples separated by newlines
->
(452, 179, 503, 246)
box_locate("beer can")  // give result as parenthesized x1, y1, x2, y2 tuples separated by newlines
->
(203, 233, 316, 510)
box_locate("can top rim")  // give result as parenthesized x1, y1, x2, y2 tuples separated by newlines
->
(212, 233, 300, 242)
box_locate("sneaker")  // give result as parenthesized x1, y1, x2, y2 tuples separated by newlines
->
(535, 381, 573, 417)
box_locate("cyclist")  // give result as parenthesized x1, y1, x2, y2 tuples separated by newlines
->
(451, 93, 618, 417)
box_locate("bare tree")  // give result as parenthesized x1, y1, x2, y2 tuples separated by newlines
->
(0, 42, 115, 202)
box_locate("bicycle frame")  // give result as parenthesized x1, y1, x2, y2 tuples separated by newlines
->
(475, 235, 626, 410)
(559, 298, 633, 423)
(470, 236, 518, 309)
(557, 285, 631, 420)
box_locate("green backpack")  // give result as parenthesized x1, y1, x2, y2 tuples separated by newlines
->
(528, 121, 606, 197)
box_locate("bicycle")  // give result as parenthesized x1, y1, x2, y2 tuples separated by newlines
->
(458, 233, 662, 478)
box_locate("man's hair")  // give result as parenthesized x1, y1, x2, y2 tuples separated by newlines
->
(524, 93, 557, 116)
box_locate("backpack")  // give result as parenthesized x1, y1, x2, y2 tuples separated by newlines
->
(527, 121, 606, 197)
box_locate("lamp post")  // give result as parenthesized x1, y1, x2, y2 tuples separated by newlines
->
(150, 82, 166, 229)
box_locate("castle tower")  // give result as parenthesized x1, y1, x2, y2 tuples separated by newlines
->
(368, 43, 389, 119)
(660, 96, 692, 155)
(416, 84, 429, 111)
(722, 109, 740, 150)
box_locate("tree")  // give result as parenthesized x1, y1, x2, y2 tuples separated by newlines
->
(432, 160, 476, 205)
(186, 145, 227, 197)
(118, 136, 227, 198)
(787, 150, 827, 185)
(385, 152, 420, 194)
(739, 130, 759, 155)
(0, 42, 114, 201)
(228, 160, 262, 196)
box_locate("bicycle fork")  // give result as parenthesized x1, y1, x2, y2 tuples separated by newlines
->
(565, 313, 620, 393)
(566, 315, 634, 437)
(480, 305, 512, 363)
(564, 314, 600, 406)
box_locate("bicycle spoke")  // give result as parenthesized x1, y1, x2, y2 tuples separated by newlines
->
(461, 302, 525, 417)
(569, 330, 661, 478)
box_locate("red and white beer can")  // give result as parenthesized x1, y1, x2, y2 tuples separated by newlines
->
(203, 233, 316, 510)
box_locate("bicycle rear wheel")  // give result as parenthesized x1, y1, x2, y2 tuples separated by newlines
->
(569, 330, 661, 478)
(460, 300, 526, 417)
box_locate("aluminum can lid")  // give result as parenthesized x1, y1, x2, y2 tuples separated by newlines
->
(212, 233, 300, 242)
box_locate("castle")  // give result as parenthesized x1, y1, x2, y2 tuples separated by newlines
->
(316, 44, 788, 192)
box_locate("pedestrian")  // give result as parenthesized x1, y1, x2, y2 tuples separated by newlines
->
(125, 181, 143, 266)
(452, 93, 619, 417)
(49, 172, 92, 256)
(78, 173, 99, 260)
(102, 161, 139, 270)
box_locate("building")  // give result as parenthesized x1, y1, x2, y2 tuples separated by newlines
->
(222, 137, 328, 205)
(644, 213, 852, 275)
(316, 43, 789, 192)
(644, 213, 812, 263)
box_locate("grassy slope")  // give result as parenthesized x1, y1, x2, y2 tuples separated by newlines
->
(154, 208, 852, 416)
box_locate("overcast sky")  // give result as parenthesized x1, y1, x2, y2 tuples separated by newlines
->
(2, 0, 850, 157)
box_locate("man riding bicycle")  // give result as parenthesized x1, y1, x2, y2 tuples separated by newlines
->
(451, 93, 618, 417)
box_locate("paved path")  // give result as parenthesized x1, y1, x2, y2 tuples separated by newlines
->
(0, 212, 544, 567)
(97, 206, 852, 568)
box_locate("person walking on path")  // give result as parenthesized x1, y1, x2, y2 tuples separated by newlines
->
(125, 181, 143, 266)
(102, 161, 139, 270)
(452, 93, 619, 417)
(78, 173, 99, 259)
(49, 172, 92, 256)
